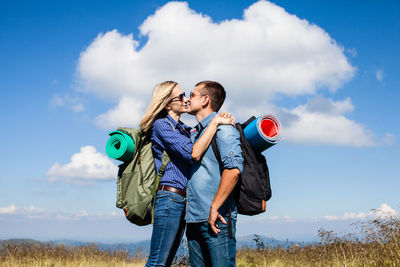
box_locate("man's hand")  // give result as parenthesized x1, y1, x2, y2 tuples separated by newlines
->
(208, 206, 227, 234)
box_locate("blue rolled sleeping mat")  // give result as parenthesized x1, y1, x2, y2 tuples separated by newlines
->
(243, 114, 282, 152)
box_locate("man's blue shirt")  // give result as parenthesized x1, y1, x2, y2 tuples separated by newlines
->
(152, 114, 193, 191)
(185, 112, 244, 223)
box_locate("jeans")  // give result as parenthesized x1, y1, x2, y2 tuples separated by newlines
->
(186, 216, 237, 267)
(145, 190, 186, 267)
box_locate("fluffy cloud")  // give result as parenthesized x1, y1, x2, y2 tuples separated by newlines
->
(0, 204, 17, 214)
(47, 146, 118, 182)
(281, 95, 376, 146)
(325, 203, 398, 221)
(0, 204, 44, 216)
(78, 1, 354, 100)
(95, 96, 145, 129)
(374, 203, 398, 218)
(74, 1, 384, 147)
(77, 2, 355, 120)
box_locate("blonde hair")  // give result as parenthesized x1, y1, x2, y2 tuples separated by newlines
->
(140, 81, 178, 132)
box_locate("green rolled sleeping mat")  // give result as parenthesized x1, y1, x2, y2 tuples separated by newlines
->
(106, 130, 135, 162)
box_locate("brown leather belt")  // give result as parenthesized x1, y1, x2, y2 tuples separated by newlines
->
(158, 185, 186, 198)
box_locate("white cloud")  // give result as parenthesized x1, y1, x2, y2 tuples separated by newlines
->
(55, 210, 90, 221)
(281, 96, 375, 146)
(325, 212, 369, 221)
(77, 1, 356, 131)
(50, 93, 84, 112)
(0, 204, 17, 214)
(376, 69, 384, 82)
(78, 1, 355, 98)
(374, 203, 398, 219)
(47, 146, 118, 182)
(95, 96, 144, 129)
(0, 204, 122, 221)
(325, 203, 398, 221)
(54, 210, 125, 221)
(0, 204, 44, 216)
(302, 95, 354, 115)
(74, 1, 386, 146)
(229, 97, 376, 148)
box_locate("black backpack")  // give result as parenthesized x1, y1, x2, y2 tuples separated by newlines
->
(211, 116, 272, 216)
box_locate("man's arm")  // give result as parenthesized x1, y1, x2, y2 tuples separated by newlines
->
(208, 168, 240, 234)
(208, 124, 243, 234)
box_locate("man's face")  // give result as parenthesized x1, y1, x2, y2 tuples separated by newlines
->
(188, 85, 206, 115)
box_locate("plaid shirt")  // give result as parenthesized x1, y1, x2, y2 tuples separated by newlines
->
(151, 114, 193, 191)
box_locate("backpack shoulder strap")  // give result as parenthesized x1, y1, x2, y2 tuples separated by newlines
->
(242, 116, 256, 129)
(211, 133, 223, 172)
(150, 150, 170, 195)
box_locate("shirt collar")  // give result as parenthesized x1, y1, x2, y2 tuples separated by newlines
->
(166, 114, 191, 133)
(165, 114, 179, 129)
(196, 112, 217, 131)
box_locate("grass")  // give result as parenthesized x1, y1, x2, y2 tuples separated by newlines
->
(1, 217, 399, 266)
(235, 216, 400, 267)
(0, 241, 145, 267)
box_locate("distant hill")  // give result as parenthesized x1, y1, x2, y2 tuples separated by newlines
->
(237, 235, 314, 249)
(0, 238, 39, 250)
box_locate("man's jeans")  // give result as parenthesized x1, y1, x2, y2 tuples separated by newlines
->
(186, 216, 237, 267)
(145, 191, 186, 267)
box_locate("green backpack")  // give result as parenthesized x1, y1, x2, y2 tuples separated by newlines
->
(115, 127, 170, 226)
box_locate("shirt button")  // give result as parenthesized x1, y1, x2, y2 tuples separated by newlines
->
(230, 151, 233, 155)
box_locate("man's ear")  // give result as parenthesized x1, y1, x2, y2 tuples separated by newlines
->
(202, 95, 210, 109)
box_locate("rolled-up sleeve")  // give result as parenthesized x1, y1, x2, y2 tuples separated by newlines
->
(153, 119, 193, 163)
(216, 125, 244, 173)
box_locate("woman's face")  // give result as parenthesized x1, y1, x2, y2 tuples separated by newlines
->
(166, 85, 189, 115)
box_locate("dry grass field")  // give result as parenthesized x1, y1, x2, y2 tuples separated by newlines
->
(0, 242, 146, 267)
(235, 217, 400, 267)
(1, 217, 399, 267)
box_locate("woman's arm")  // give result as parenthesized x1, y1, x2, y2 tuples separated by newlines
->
(192, 113, 235, 161)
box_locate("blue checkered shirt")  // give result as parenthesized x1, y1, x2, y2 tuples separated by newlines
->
(152, 114, 193, 191)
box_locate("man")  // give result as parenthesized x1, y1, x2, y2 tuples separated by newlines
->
(186, 81, 244, 267)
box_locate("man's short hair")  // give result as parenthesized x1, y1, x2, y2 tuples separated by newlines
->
(196, 80, 226, 112)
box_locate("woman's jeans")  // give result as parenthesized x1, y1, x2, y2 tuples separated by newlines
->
(145, 190, 186, 267)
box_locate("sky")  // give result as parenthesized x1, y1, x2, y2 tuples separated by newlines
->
(0, 0, 399, 243)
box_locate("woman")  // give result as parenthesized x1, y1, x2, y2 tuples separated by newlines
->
(140, 81, 234, 266)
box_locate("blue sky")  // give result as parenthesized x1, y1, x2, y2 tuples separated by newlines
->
(1, 0, 399, 242)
